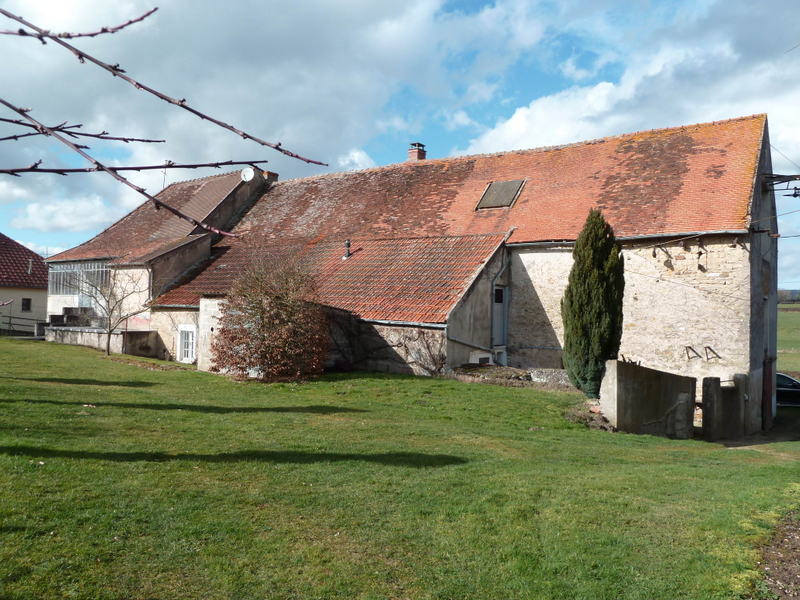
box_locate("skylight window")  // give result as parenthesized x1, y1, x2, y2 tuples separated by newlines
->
(475, 179, 525, 209)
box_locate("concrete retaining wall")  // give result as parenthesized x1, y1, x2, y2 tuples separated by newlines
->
(600, 360, 696, 438)
(45, 326, 161, 357)
(702, 374, 758, 440)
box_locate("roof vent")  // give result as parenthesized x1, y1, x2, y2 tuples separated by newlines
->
(407, 142, 426, 162)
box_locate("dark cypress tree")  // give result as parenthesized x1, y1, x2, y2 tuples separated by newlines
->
(561, 209, 625, 398)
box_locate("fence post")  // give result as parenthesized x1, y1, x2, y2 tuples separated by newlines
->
(731, 373, 748, 439)
(702, 377, 721, 441)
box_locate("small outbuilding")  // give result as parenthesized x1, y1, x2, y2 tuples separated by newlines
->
(0, 232, 48, 335)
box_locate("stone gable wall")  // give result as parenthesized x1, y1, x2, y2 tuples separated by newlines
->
(508, 235, 753, 388)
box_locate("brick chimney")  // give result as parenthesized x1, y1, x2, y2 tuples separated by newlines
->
(407, 142, 426, 162)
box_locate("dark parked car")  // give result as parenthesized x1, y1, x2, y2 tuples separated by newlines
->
(776, 373, 800, 407)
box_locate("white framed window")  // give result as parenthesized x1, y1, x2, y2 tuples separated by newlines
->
(176, 324, 196, 363)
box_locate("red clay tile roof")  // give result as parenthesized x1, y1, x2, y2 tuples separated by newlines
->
(0, 233, 48, 289)
(235, 114, 766, 244)
(155, 233, 506, 323)
(47, 171, 242, 263)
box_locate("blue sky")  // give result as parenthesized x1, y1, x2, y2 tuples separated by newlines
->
(2, 0, 800, 284)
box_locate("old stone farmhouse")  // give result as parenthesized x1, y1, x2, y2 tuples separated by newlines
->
(45, 114, 777, 410)
(0, 232, 48, 335)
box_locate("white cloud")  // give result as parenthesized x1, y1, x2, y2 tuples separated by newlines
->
(464, 81, 499, 104)
(460, 8, 800, 172)
(11, 196, 124, 232)
(15, 239, 66, 258)
(376, 116, 412, 134)
(0, 0, 553, 249)
(559, 52, 615, 82)
(441, 109, 480, 131)
(0, 180, 31, 203)
(337, 149, 376, 171)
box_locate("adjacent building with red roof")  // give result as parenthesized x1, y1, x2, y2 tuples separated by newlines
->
(0, 233, 48, 335)
(45, 114, 777, 418)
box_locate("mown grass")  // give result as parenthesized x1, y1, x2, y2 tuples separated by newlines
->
(1, 338, 799, 599)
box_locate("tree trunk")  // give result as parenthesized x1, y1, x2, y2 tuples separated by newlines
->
(105, 330, 111, 356)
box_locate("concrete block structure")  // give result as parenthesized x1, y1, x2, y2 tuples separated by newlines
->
(46, 115, 778, 417)
(600, 360, 696, 438)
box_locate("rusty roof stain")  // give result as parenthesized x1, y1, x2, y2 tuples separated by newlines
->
(236, 114, 765, 244)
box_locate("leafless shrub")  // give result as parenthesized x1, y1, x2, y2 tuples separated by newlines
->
(210, 260, 328, 382)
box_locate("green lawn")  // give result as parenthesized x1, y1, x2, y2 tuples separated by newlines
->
(778, 304, 800, 373)
(1, 339, 798, 599)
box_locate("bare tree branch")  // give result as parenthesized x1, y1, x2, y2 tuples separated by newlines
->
(0, 8, 158, 43)
(2, 159, 268, 176)
(0, 97, 236, 237)
(0, 8, 328, 166)
(0, 129, 89, 148)
(0, 116, 165, 144)
(71, 267, 153, 355)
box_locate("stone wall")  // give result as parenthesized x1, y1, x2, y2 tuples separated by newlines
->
(150, 308, 200, 362)
(193, 298, 446, 376)
(508, 235, 753, 394)
(507, 248, 571, 369)
(197, 298, 224, 372)
(618, 236, 751, 384)
(353, 323, 446, 376)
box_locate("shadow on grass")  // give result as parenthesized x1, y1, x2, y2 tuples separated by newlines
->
(3, 376, 156, 388)
(0, 398, 367, 415)
(0, 445, 467, 467)
(722, 407, 800, 447)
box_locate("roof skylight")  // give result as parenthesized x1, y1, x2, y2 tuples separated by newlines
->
(475, 179, 525, 209)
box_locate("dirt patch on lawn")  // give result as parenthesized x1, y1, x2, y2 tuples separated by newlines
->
(759, 511, 800, 599)
(450, 365, 574, 392)
(564, 400, 615, 431)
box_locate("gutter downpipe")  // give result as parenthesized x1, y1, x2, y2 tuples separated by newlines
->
(446, 333, 492, 353)
(361, 318, 445, 329)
